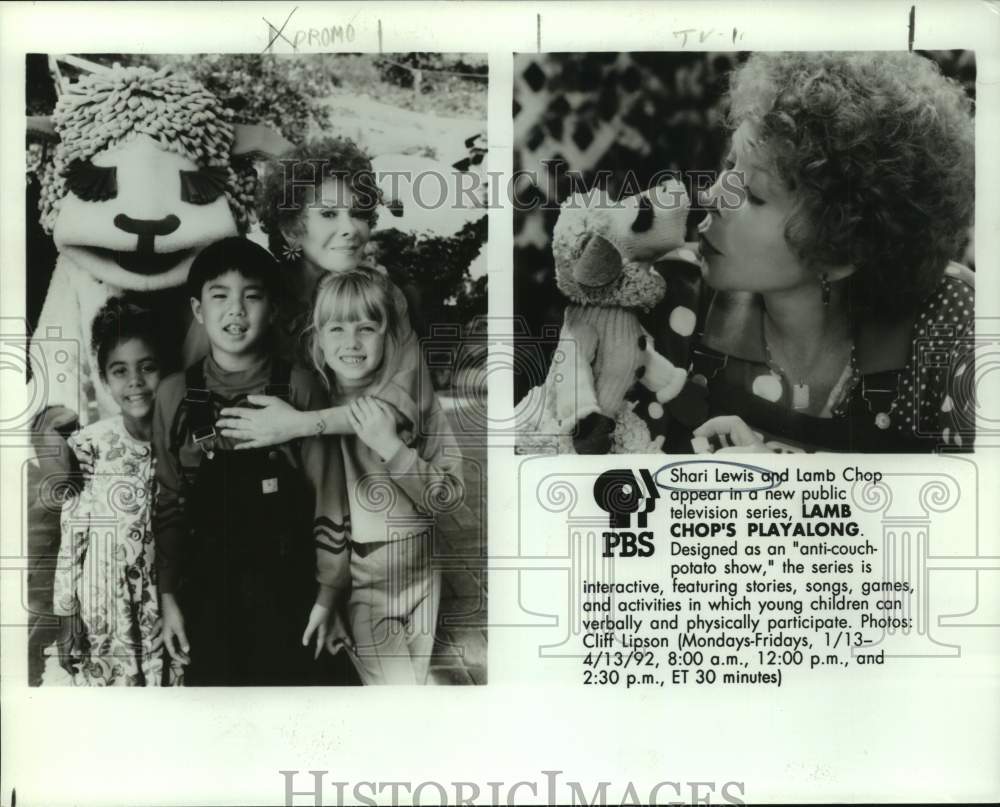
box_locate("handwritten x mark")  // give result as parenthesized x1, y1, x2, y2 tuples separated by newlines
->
(263, 6, 298, 52)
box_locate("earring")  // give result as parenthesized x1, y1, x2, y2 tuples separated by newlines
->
(820, 273, 831, 306)
(281, 241, 303, 263)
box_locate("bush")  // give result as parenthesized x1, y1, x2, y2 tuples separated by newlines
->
(373, 216, 487, 334)
(158, 54, 335, 144)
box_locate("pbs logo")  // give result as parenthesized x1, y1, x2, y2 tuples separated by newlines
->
(593, 469, 660, 558)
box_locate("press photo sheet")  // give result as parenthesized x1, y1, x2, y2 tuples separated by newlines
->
(1, 1, 999, 806)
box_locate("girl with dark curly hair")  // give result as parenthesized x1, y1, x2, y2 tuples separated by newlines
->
(51, 298, 181, 685)
(214, 137, 435, 450)
(665, 51, 976, 453)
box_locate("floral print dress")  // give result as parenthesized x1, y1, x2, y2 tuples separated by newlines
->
(53, 415, 180, 686)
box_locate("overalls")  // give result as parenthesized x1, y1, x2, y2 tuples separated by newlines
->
(169, 360, 316, 685)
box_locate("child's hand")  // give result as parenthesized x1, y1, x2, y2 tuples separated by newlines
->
(349, 397, 404, 461)
(56, 614, 83, 677)
(160, 594, 191, 665)
(68, 434, 96, 478)
(302, 603, 329, 661)
(324, 607, 355, 657)
(147, 617, 164, 655)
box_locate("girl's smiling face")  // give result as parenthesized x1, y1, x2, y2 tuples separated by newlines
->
(318, 318, 386, 386)
(699, 122, 815, 294)
(294, 177, 372, 273)
(103, 337, 161, 427)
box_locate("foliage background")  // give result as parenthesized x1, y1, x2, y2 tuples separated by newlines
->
(512, 50, 976, 403)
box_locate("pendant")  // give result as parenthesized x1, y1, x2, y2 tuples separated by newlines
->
(792, 383, 810, 410)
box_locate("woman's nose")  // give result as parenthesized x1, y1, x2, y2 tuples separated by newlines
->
(699, 170, 742, 218)
(335, 210, 358, 236)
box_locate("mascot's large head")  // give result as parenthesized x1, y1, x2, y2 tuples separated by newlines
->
(34, 65, 269, 292)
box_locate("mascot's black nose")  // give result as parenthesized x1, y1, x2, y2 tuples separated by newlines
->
(114, 214, 181, 255)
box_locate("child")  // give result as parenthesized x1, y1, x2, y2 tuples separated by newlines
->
(53, 298, 178, 686)
(309, 270, 464, 685)
(153, 236, 349, 686)
(215, 137, 437, 451)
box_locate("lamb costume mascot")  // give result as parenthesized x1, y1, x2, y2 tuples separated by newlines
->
(30, 64, 290, 422)
(26, 64, 288, 685)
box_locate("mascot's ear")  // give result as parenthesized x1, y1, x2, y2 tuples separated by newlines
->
(232, 123, 294, 159)
(574, 233, 623, 288)
(27, 115, 59, 143)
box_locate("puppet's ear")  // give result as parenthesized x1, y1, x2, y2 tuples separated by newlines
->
(27, 115, 59, 143)
(574, 233, 623, 287)
(232, 123, 293, 159)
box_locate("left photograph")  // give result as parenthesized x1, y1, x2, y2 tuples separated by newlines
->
(24, 52, 488, 687)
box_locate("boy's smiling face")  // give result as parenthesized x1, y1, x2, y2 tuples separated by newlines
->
(191, 270, 274, 369)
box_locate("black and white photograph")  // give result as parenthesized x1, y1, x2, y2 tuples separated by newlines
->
(513, 50, 977, 454)
(23, 51, 487, 688)
(3, 3, 1000, 807)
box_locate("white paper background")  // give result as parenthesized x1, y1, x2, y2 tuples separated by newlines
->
(2, 1, 999, 804)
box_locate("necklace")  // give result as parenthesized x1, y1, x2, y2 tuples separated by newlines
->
(762, 316, 856, 413)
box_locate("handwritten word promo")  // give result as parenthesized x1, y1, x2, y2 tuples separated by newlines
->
(291, 25, 356, 49)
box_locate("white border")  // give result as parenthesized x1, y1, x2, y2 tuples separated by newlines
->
(2, 1, 999, 805)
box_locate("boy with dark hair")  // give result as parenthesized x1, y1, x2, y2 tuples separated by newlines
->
(154, 236, 349, 686)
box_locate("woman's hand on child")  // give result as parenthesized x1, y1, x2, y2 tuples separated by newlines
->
(693, 416, 769, 453)
(217, 395, 311, 449)
(160, 594, 191, 665)
(349, 397, 404, 461)
(302, 603, 330, 660)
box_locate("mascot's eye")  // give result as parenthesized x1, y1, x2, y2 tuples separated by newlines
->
(179, 167, 229, 205)
(65, 160, 117, 201)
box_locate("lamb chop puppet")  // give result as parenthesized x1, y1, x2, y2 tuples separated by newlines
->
(516, 179, 703, 454)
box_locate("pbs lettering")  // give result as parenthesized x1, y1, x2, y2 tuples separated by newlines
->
(593, 469, 660, 558)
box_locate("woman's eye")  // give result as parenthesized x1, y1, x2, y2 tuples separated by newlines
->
(65, 160, 117, 201)
(747, 189, 765, 206)
(180, 167, 228, 205)
(142, 363, 159, 375)
(723, 157, 736, 171)
(360, 325, 376, 334)
(110, 366, 127, 377)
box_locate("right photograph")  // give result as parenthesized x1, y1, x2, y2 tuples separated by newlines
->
(512, 51, 977, 455)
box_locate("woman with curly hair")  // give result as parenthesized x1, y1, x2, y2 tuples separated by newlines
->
(680, 51, 975, 452)
(214, 136, 435, 449)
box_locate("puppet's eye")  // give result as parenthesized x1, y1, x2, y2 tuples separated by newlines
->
(179, 167, 229, 205)
(65, 160, 117, 201)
